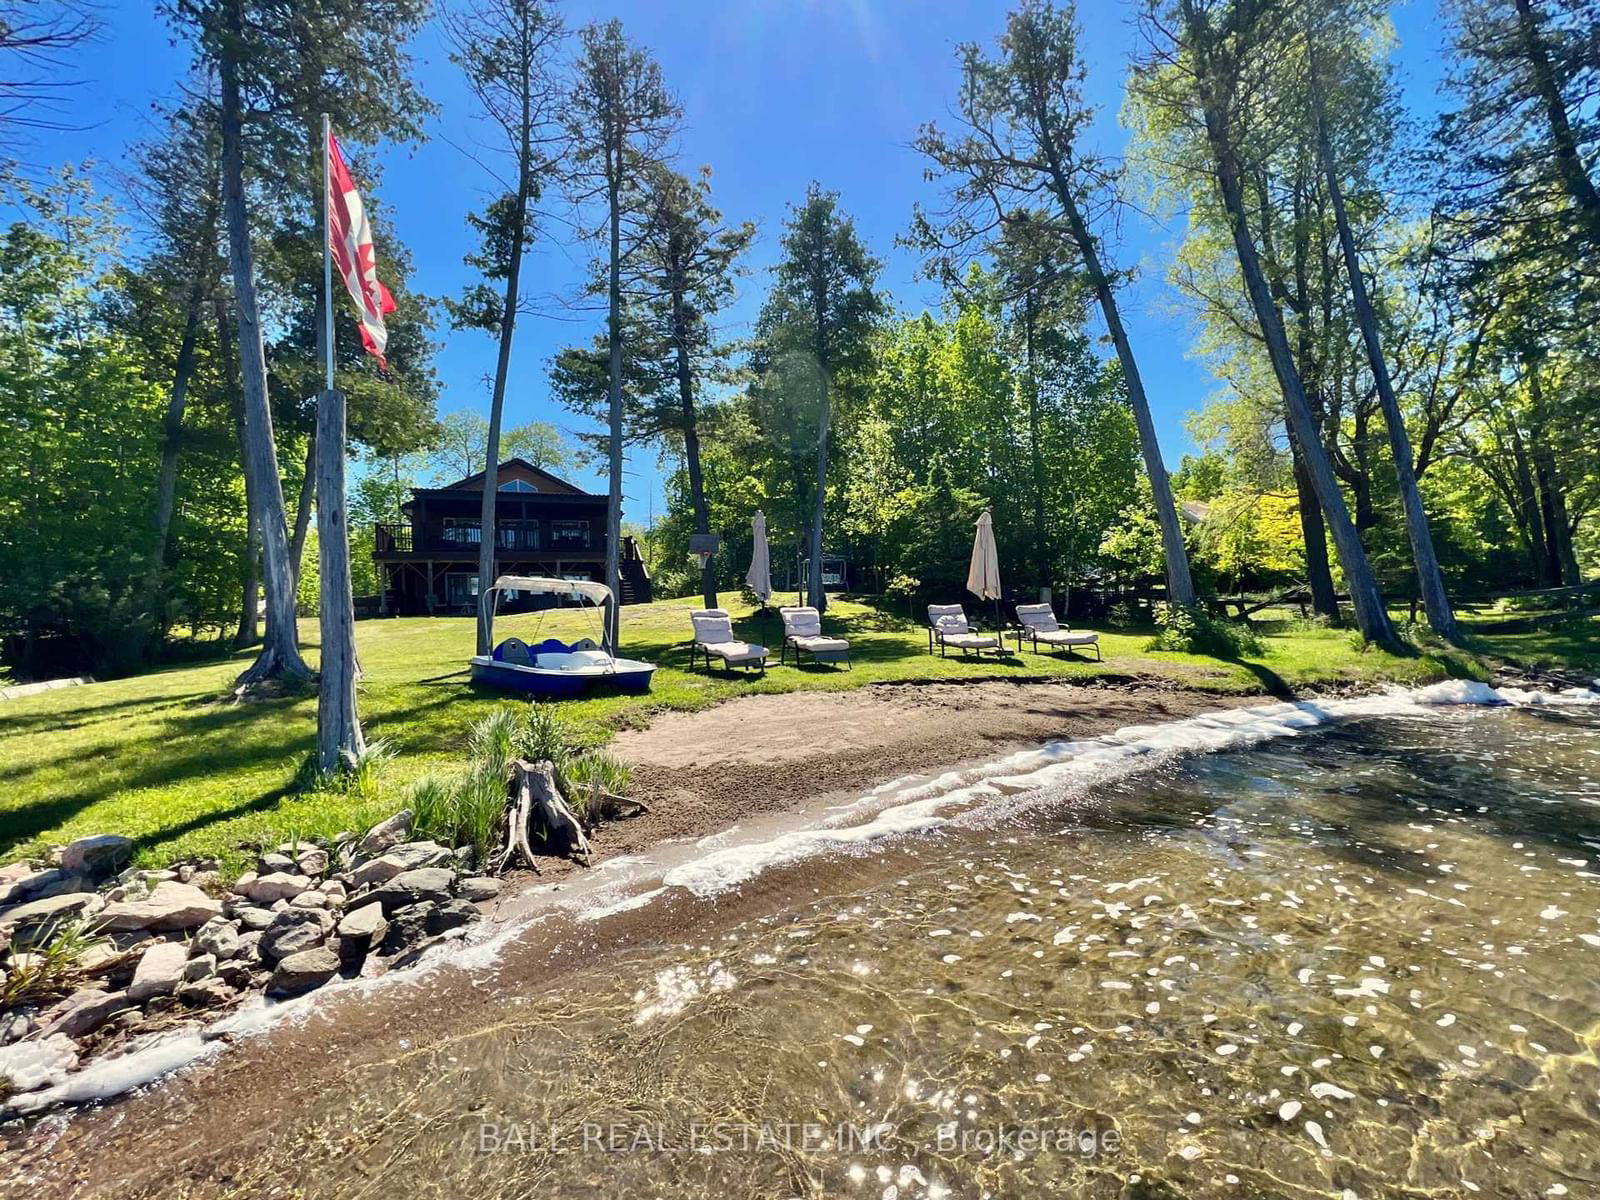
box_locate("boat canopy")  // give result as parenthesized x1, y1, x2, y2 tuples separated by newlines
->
(484, 575, 612, 607)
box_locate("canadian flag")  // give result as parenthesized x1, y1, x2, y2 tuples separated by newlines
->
(326, 128, 397, 369)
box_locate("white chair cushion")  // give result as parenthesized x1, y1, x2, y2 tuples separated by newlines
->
(941, 632, 998, 649)
(928, 604, 970, 635)
(704, 640, 766, 664)
(1014, 603, 1061, 633)
(780, 606, 824, 638)
(691, 609, 735, 644)
(1035, 629, 1098, 646)
(792, 635, 849, 653)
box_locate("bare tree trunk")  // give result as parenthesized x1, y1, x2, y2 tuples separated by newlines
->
(672, 289, 717, 612)
(146, 277, 206, 638)
(604, 167, 624, 650)
(289, 429, 316, 590)
(1182, 2, 1397, 649)
(1308, 40, 1460, 643)
(316, 387, 364, 769)
(1024, 295, 1048, 594)
(219, 0, 310, 686)
(218, 294, 260, 648)
(1033, 128, 1195, 608)
(807, 348, 830, 613)
(1290, 431, 1340, 621)
(476, 178, 528, 657)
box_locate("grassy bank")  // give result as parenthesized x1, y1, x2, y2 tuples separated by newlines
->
(0, 592, 1541, 875)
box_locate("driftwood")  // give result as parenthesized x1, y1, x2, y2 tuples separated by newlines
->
(510, 759, 591, 865)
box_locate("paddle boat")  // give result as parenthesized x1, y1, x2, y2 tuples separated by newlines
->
(468, 576, 656, 697)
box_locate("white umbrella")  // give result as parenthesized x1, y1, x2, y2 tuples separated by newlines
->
(746, 510, 774, 648)
(966, 509, 1002, 631)
(746, 510, 773, 604)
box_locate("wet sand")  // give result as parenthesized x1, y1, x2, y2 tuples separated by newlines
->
(1, 679, 1263, 1196)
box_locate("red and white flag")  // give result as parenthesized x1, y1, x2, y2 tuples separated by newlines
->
(326, 128, 397, 369)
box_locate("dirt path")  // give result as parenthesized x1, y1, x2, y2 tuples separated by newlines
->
(2, 679, 1267, 1196)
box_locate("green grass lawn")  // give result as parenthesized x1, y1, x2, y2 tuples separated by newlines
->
(0, 592, 1505, 875)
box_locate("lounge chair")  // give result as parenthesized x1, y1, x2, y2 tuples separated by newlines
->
(689, 609, 769, 674)
(779, 606, 851, 668)
(926, 604, 1004, 658)
(1011, 603, 1102, 660)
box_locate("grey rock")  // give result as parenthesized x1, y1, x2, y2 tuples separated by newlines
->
(428, 899, 481, 936)
(0, 861, 36, 904)
(347, 841, 451, 888)
(183, 953, 216, 982)
(234, 906, 275, 932)
(176, 976, 234, 1007)
(0, 891, 104, 945)
(372, 867, 454, 911)
(378, 901, 436, 953)
(216, 960, 254, 988)
(127, 941, 189, 1003)
(0, 1011, 37, 1045)
(320, 879, 347, 900)
(295, 848, 329, 876)
(236, 930, 263, 961)
(456, 876, 503, 903)
(266, 947, 341, 998)
(257, 852, 296, 875)
(98, 881, 222, 933)
(335, 901, 388, 959)
(357, 808, 414, 857)
(238, 872, 310, 904)
(76, 941, 141, 976)
(259, 907, 335, 961)
(192, 917, 242, 960)
(41, 988, 129, 1038)
(288, 890, 328, 910)
(60, 835, 134, 878)
(0, 867, 93, 905)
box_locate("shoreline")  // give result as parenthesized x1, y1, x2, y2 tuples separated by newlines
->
(7, 675, 1595, 1194)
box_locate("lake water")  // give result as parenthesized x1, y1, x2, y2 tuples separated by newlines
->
(56, 699, 1600, 1198)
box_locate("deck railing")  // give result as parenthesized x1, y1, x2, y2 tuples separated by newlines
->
(374, 522, 596, 555)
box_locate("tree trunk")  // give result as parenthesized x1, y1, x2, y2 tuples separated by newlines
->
(1183, 5, 1397, 649)
(603, 167, 624, 651)
(217, 294, 260, 648)
(1526, 365, 1579, 585)
(219, 0, 310, 686)
(808, 354, 830, 613)
(1290, 431, 1341, 621)
(672, 288, 717, 611)
(1512, 0, 1600, 250)
(1308, 41, 1460, 643)
(289, 429, 316, 588)
(146, 277, 206, 638)
(1032, 117, 1195, 608)
(316, 388, 364, 769)
(1024, 295, 1048, 594)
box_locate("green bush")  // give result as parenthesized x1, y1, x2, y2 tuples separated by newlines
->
(1147, 603, 1263, 657)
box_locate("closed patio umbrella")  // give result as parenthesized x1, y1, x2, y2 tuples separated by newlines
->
(966, 509, 1002, 633)
(747, 510, 773, 644)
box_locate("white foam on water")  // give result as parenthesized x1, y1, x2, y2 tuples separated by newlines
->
(11, 678, 1594, 1117)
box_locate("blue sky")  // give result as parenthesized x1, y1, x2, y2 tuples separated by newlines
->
(35, 0, 1450, 525)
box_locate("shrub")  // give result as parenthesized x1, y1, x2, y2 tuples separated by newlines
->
(565, 749, 635, 818)
(467, 707, 523, 778)
(1, 916, 106, 1009)
(522, 701, 575, 770)
(1147, 603, 1263, 657)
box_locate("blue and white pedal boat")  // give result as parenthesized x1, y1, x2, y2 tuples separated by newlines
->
(468, 576, 656, 698)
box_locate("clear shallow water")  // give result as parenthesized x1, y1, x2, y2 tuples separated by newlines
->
(160, 705, 1600, 1198)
